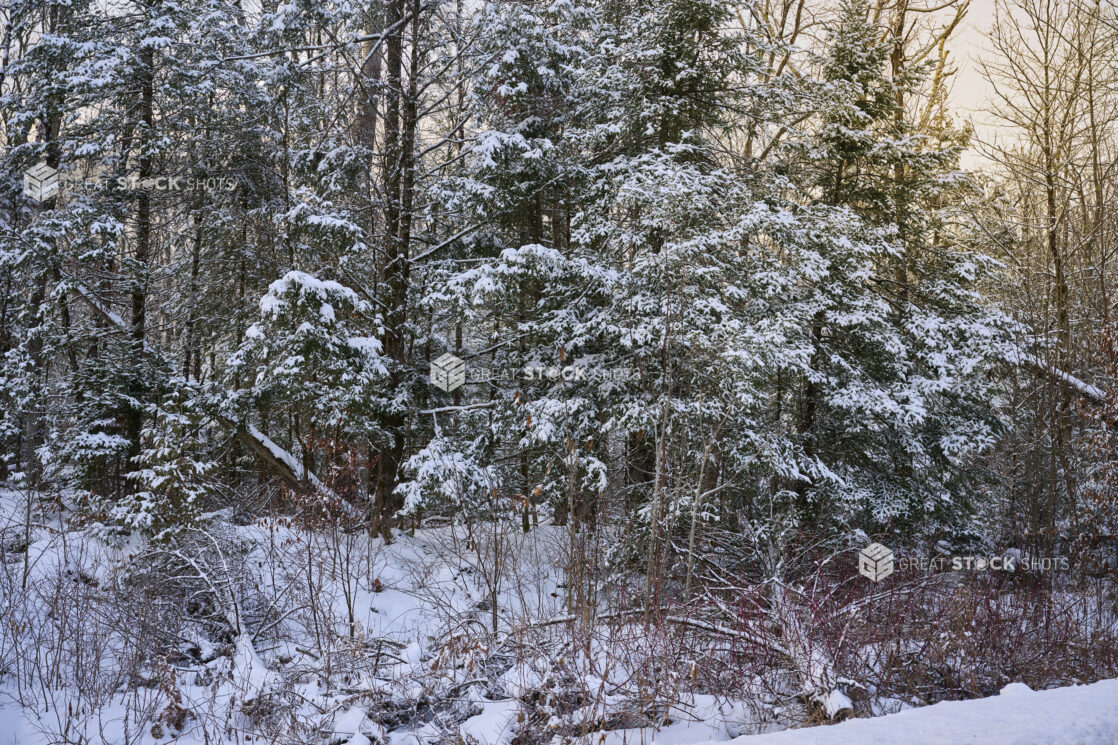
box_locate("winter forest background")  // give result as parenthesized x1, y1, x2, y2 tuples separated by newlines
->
(1, 0, 1118, 741)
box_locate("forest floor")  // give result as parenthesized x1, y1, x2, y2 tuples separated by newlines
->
(1, 486, 1117, 745)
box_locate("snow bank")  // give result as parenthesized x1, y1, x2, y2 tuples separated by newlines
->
(460, 698, 522, 745)
(721, 679, 1118, 745)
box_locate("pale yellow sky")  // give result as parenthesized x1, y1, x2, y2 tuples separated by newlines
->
(950, 0, 998, 168)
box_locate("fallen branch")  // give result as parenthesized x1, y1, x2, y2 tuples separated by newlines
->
(65, 277, 346, 502)
(69, 281, 161, 357)
(504, 608, 791, 659)
(213, 416, 326, 494)
(1005, 348, 1107, 406)
(663, 615, 791, 659)
(769, 583, 853, 722)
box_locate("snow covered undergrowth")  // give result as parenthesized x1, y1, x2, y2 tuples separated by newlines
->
(2, 486, 1118, 745)
(726, 679, 1118, 745)
(0, 485, 587, 745)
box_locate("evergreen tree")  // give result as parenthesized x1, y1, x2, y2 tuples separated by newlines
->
(778, 0, 1008, 538)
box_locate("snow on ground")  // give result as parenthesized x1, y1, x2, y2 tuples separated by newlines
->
(3, 486, 1118, 745)
(0, 485, 571, 744)
(722, 679, 1118, 745)
(459, 696, 521, 745)
(597, 694, 755, 745)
